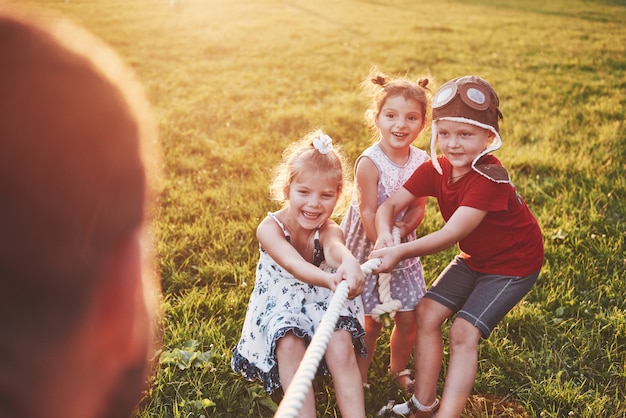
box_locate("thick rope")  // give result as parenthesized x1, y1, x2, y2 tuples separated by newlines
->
(273, 258, 381, 418)
(371, 227, 402, 327)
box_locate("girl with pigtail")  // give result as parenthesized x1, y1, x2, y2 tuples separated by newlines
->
(232, 130, 367, 418)
(341, 68, 432, 396)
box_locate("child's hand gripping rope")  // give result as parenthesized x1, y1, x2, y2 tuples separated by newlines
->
(371, 227, 402, 328)
(273, 257, 382, 418)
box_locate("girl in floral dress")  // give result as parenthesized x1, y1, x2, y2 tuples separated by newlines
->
(232, 130, 367, 418)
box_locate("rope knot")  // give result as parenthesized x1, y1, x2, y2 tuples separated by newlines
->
(371, 227, 402, 328)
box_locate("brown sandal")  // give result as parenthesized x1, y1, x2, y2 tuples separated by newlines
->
(391, 368, 415, 393)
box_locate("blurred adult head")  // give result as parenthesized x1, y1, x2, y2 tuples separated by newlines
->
(0, 9, 161, 418)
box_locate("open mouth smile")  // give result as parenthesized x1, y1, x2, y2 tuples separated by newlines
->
(302, 211, 321, 219)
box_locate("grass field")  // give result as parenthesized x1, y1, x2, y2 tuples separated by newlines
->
(4, 0, 626, 416)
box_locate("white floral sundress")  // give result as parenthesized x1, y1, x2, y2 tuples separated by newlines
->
(231, 212, 366, 394)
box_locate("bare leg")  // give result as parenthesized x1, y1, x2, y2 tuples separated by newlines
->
(414, 298, 453, 406)
(326, 330, 366, 418)
(275, 332, 316, 418)
(357, 316, 382, 385)
(436, 318, 481, 418)
(389, 309, 417, 390)
(384, 299, 451, 416)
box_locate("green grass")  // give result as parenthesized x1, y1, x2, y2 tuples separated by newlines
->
(7, 0, 626, 416)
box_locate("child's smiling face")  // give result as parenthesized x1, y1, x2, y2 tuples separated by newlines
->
(285, 169, 340, 230)
(375, 95, 425, 151)
(436, 119, 495, 171)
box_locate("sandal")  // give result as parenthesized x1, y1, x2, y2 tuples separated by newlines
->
(391, 368, 415, 393)
(377, 396, 440, 418)
(377, 400, 401, 417)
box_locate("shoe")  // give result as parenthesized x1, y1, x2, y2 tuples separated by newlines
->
(377, 396, 440, 418)
(377, 400, 403, 417)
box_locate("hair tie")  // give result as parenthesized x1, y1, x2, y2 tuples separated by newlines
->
(372, 75, 387, 86)
(313, 134, 333, 154)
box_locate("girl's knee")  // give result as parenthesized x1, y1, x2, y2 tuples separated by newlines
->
(276, 332, 306, 357)
(326, 331, 355, 362)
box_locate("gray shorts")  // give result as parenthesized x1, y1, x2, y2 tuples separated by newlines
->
(424, 255, 539, 338)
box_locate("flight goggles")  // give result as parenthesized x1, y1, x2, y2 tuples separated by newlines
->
(432, 76, 502, 132)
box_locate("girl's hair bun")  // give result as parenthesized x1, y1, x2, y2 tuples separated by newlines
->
(371, 74, 387, 86)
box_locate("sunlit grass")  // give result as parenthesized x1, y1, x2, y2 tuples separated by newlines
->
(9, 0, 626, 416)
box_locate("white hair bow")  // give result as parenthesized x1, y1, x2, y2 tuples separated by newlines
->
(313, 134, 333, 154)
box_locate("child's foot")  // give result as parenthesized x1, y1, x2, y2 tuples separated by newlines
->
(390, 369, 415, 393)
(377, 395, 439, 417)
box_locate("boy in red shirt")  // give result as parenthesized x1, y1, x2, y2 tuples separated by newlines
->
(371, 76, 544, 417)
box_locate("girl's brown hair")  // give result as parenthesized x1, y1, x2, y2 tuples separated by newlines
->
(362, 66, 433, 141)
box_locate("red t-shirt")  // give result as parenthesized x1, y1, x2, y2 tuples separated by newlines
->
(403, 155, 544, 276)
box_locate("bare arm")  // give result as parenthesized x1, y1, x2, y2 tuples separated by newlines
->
(257, 216, 334, 290)
(374, 187, 419, 249)
(394, 196, 427, 239)
(319, 221, 366, 298)
(371, 206, 488, 272)
(355, 157, 379, 243)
